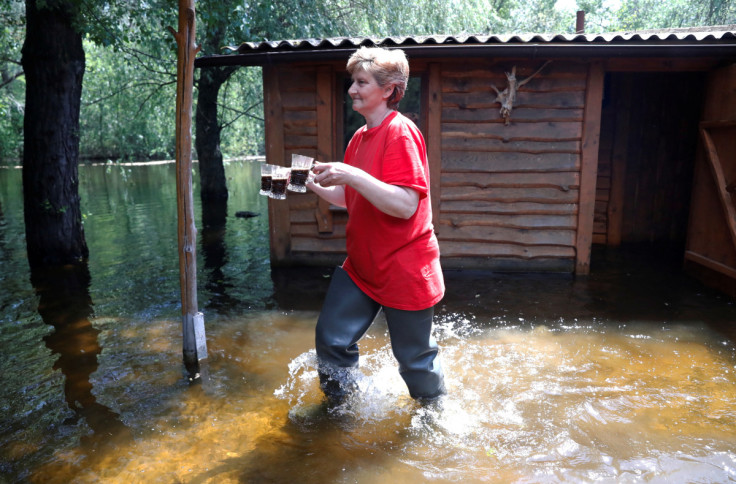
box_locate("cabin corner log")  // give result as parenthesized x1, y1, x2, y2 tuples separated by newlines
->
(428, 63, 443, 231)
(315, 65, 335, 234)
(171, 0, 207, 366)
(575, 61, 605, 275)
(263, 65, 292, 263)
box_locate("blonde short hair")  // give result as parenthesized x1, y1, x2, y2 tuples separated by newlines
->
(346, 47, 409, 110)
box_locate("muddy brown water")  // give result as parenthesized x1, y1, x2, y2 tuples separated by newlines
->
(1, 161, 735, 483)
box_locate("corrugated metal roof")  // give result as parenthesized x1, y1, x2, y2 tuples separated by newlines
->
(195, 25, 736, 67)
(228, 26, 736, 53)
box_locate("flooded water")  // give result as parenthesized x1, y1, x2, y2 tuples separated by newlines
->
(1, 160, 736, 483)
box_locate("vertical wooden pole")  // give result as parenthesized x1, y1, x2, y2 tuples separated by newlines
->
(169, 0, 206, 372)
(427, 63, 442, 231)
(607, 76, 632, 246)
(263, 65, 290, 264)
(576, 11, 586, 34)
(316, 65, 335, 233)
(576, 61, 605, 275)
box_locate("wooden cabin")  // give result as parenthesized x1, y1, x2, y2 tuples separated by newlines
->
(196, 27, 736, 291)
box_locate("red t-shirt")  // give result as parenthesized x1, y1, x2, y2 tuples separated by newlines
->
(341, 111, 444, 310)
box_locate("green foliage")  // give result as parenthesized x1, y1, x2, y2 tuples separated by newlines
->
(80, 40, 177, 161)
(215, 66, 264, 158)
(0, 0, 25, 162)
(611, 0, 736, 31)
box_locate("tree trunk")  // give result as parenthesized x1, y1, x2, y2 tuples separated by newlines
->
(21, 0, 88, 268)
(195, 67, 230, 201)
(194, 19, 238, 203)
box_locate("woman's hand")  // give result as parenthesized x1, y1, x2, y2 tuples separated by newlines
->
(306, 162, 348, 208)
(311, 161, 355, 188)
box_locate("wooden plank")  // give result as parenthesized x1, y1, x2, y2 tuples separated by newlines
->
(443, 90, 585, 110)
(442, 106, 584, 123)
(442, 151, 580, 172)
(281, 91, 317, 109)
(441, 200, 577, 215)
(442, 121, 582, 141)
(277, 67, 317, 90)
(686, 145, 736, 265)
(438, 240, 575, 259)
(685, 250, 736, 280)
(700, 128, 736, 249)
(442, 171, 579, 189)
(685, 64, 736, 285)
(316, 65, 334, 234)
(292, 223, 347, 238)
(283, 109, 317, 124)
(702, 64, 736, 121)
(263, 66, 291, 263)
(441, 185, 579, 203)
(428, 62, 442, 230)
(700, 119, 736, 129)
(439, 212, 577, 229)
(607, 76, 632, 247)
(441, 61, 589, 79)
(291, 237, 347, 252)
(284, 125, 317, 136)
(437, 223, 576, 246)
(443, 76, 587, 93)
(287, 194, 317, 210)
(442, 136, 580, 154)
(575, 61, 605, 274)
(283, 134, 317, 149)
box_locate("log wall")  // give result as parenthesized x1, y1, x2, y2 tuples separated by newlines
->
(436, 59, 591, 271)
(264, 58, 604, 272)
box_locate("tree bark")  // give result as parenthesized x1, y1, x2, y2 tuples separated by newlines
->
(194, 23, 237, 201)
(195, 68, 229, 200)
(21, 0, 88, 268)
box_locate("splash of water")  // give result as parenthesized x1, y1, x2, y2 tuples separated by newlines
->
(273, 312, 736, 481)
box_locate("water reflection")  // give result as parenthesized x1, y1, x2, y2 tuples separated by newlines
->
(31, 263, 131, 452)
(200, 198, 241, 314)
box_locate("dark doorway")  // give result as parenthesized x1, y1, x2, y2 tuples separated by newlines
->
(594, 72, 707, 264)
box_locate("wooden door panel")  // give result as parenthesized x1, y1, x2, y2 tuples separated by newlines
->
(685, 64, 736, 291)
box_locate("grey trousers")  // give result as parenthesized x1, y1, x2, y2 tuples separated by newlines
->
(315, 266, 446, 400)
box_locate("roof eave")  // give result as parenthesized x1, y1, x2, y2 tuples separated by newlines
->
(194, 42, 736, 68)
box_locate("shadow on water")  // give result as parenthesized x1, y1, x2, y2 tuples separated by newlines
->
(30, 264, 132, 454)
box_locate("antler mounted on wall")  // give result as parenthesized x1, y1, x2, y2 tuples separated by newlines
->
(491, 60, 552, 125)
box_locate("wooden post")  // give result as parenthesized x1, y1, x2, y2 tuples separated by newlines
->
(169, 0, 206, 373)
(576, 11, 586, 34)
(316, 65, 335, 234)
(427, 63, 442, 231)
(263, 65, 290, 263)
(575, 61, 605, 275)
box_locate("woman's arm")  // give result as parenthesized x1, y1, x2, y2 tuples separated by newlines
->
(310, 162, 419, 219)
(306, 179, 346, 208)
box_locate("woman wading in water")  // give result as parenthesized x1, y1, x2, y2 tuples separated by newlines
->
(308, 46, 446, 403)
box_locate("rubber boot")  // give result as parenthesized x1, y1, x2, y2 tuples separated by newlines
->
(315, 267, 380, 403)
(384, 306, 446, 399)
